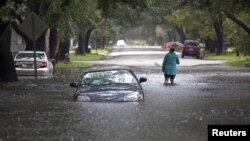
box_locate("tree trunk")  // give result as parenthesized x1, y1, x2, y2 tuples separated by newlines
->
(58, 39, 70, 60)
(167, 31, 173, 41)
(204, 37, 216, 53)
(0, 25, 18, 82)
(36, 31, 46, 51)
(49, 28, 58, 59)
(213, 17, 224, 55)
(103, 36, 107, 47)
(77, 32, 85, 55)
(84, 26, 95, 54)
(174, 25, 186, 43)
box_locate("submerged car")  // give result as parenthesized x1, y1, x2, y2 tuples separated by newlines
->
(14, 51, 54, 78)
(181, 40, 200, 59)
(70, 67, 147, 102)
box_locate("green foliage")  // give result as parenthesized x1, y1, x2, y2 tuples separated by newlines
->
(1, 0, 249, 53)
(70, 46, 111, 61)
(101, 2, 145, 35)
(238, 35, 250, 55)
(56, 46, 112, 68)
(57, 46, 112, 68)
(207, 53, 246, 61)
(44, 0, 66, 27)
(224, 59, 250, 67)
(98, 0, 149, 17)
(164, 7, 215, 40)
(0, 0, 27, 24)
(48, 0, 90, 40)
(90, 46, 112, 54)
(207, 53, 249, 67)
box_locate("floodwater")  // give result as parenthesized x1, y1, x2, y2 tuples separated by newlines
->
(0, 65, 250, 141)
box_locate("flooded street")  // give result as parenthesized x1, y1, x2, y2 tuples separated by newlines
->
(1, 66, 250, 141)
(1, 47, 250, 141)
(1, 0, 249, 140)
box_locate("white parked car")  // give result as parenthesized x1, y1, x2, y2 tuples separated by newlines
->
(116, 40, 127, 47)
(14, 51, 54, 78)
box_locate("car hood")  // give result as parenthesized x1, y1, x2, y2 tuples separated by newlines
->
(75, 84, 142, 102)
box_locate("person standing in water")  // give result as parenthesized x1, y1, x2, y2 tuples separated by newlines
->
(162, 47, 180, 85)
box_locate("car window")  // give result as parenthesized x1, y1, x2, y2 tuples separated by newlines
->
(81, 70, 137, 85)
(184, 42, 199, 47)
(16, 53, 46, 59)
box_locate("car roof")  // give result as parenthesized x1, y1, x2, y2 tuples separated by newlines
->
(184, 40, 199, 44)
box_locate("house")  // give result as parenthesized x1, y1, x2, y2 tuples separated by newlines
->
(10, 26, 26, 55)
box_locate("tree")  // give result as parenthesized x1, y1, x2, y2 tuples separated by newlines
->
(70, 0, 99, 55)
(213, 14, 225, 55)
(225, 12, 250, 35)
(23, 0, 53, 51)
(0, 25, 18, 82)
(222, 0, 250, 35)
(97, 0, 151, 44)
(44, 0, 78, 59)
(0, 0, 26, 82)
(185, 0, 250, 55)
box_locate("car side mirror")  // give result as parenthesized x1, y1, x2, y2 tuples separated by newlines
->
(70, 83, 78, 87)
(139, 77, 147, 83)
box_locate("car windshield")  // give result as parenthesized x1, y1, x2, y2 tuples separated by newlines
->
(16, 53, 45, 60)
(81, 70, 137, 85)
(184, 42, 199, 47)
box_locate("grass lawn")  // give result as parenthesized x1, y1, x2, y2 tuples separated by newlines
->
(224, 60, 250, 67)
(70, 47, 112, 61)
(56, 46, 112, 68)
(207, 53, 250, 67)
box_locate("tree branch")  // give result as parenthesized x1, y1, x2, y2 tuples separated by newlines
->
(225, 11, 250, 35)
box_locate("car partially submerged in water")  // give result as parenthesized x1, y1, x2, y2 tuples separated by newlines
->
(70, 67, 147, 102)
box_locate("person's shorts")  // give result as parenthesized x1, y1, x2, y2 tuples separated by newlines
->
(164, 74, 175, 79)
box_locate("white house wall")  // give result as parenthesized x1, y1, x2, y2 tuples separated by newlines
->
(11, 27, 26, 53)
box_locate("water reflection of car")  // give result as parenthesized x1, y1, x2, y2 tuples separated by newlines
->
(70, 67, 147, 102)
(116, 40, 127, 47)
(14, 51, 54, 78)
(181, 40, 200, 59)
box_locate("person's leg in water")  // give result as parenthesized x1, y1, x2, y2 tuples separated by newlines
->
(170, 75, 175, 84)
(164, 74, 169, 84)
(170, 78, 174, 84)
